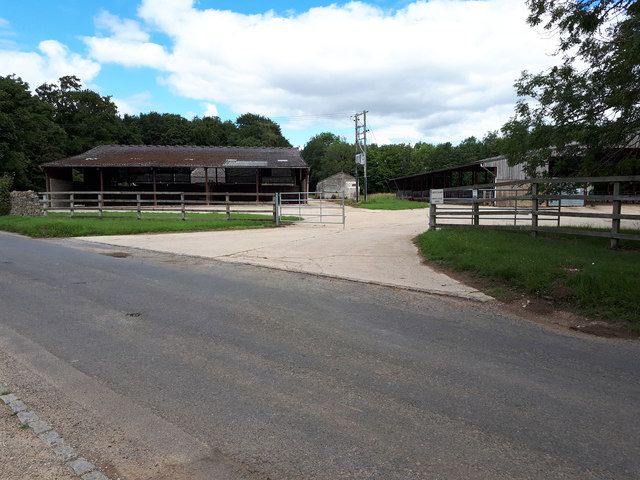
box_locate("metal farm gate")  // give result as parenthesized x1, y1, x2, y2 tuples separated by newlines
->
(275, 192, 345, 226)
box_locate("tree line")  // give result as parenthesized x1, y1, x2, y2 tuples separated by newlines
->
(2, 1, 637, 194)
(0, 73, 506, 194)
(0, 75, 290, 190)
(301, 132, 505, 192)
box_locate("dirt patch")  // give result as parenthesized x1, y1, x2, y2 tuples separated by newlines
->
(100, 251, 130, 258)
(420, 257, 639, 341)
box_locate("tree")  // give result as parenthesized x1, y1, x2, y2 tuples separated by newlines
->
(0, 75, 65, 189)
(36, 75, 123, 156)
(235, 113, 291, 147)
(191, 116, 237, 146)
(301, 132, 345, 190)
(503, 1, 640, 176)
(366, 144, 415, 193)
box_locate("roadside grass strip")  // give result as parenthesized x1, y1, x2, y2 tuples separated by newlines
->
(0, 214, 277, 238)
(417, 229, 640, 328)
(351, 193, 428, 210)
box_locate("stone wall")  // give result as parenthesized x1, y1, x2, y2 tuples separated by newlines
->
(10, 191, 42, 216)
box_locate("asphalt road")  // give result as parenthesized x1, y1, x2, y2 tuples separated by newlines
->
(1, 232, 639, 479)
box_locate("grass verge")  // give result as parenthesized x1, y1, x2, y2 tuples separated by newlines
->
(0, 213, 276, 238)
(417, 228, 640, 329)
(349, 193, 428, 210)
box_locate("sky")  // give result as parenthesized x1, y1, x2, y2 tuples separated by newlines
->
(0, 0, 560, 147)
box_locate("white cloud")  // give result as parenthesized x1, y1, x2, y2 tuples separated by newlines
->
(83, 10, 169, 68)
(83, 0, 558, 143)
(113, 91, 154, 116)
(202, 103, 219, 117)
(0, 39, 100, 89)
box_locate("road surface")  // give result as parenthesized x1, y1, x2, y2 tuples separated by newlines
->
(1, 232, 639, 479)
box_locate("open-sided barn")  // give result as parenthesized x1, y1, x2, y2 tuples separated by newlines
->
(42, 145, 310, 201)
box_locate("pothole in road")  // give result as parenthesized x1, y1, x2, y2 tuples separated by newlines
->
(101, 251, 130, 258)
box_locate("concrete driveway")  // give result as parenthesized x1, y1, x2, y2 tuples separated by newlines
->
(80, 206, 490, 301)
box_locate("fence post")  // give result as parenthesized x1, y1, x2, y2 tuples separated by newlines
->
(136, 193, 141, 220)
(181, 193, 186, 220)
(429, 203, 436, 230)
(225, 194, 230, 220)
(611, 182, 621, 248)
(274, 193, 279, 226)
(98, 193, 103, 218)
(42, 193, 48, 216)
(69, 193, 74, 218)
(472, 200, 479, 226)
(531, 182, 538, 238)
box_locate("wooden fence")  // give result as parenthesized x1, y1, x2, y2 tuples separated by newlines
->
(428, 176, 640, 248)
(39, 191, 278, 223)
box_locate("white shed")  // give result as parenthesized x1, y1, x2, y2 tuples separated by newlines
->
(316, 172, 358, 200)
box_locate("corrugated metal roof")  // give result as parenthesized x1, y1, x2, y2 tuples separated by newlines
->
(42, 145, 308, 169)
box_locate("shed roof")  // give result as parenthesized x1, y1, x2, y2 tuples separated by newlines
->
(318, 172, 356, 184)
(42, 145, 308, 169)
(389, 156, 504, 183)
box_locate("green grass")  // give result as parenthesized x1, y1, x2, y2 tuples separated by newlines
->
(0, 214, 277, 238)
(417, 228, 640, 327)
(351, 193, 428, 210)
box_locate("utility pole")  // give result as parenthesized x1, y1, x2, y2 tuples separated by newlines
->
(354, 110, 368, 202)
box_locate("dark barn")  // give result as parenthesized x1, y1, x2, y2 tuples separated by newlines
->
(42, 145, 310, 201)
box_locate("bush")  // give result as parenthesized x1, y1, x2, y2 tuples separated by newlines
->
(0, 174, 14, 215)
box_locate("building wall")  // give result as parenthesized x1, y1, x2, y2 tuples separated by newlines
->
(317, 173, 357, 200)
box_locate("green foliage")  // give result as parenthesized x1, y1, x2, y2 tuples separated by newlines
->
(0, 75, 66, 189)
(36, 75, 123, 156)
(417, 228, 640, 325)
(1, 74, 295, 189)
(503, 1, 640, 176)
(0, 173, 14, 215)
(304, 131, 506, 194)
(235, 113, 291, 147)
(301, 132, 349, 190)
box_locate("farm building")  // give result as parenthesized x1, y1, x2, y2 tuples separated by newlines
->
(42, 145, 310, 201)
(391, 156, 538, 201)
(316, 172, 358, 200)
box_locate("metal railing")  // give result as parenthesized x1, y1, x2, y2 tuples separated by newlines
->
(428, 176, 640, 247)
(275, 192, 345, 226)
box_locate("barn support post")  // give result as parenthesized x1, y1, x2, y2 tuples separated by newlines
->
(152, 167, 157, 207)
(255, 169, 260, 203)
(205, 168, 210, 205)
(99, 168, 104, 209)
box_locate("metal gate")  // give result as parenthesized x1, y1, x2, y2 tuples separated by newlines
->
(275, 192, 345, 226)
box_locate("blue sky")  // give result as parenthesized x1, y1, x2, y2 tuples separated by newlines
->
(0, 1, 558, 147)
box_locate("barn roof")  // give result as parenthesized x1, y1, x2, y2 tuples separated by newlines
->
(42, 145, 308, 169)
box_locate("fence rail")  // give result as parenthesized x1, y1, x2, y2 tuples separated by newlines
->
(275, 192, 345, 226)
(428, 176, 640, 247)
(39, 191, 278, 222)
